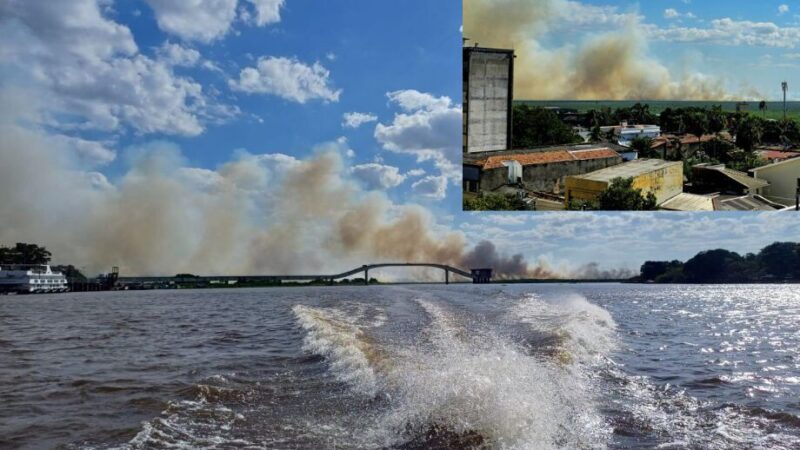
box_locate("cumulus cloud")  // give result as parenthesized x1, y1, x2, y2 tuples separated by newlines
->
(374, 90, 461, 183)
(0, 0, 237, 138)
(230, 56, 341, 103)
(411, 175, 447, 200)
(241, 0, 284, 26)
(350, 163, 406, 190)
(342, 112, 378, 128)
(52, 135, 117, 167)
(649, 18, 800, 49)
(144, 0, 238, 43)
(157, 41, 201, 66)
(779, 4, 789, 15)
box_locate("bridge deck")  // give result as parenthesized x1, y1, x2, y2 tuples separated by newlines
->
(117, 263, 477, 284)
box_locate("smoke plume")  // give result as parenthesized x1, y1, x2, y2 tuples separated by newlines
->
(464, 0, 737, 100)
(0, 103, 627, 281)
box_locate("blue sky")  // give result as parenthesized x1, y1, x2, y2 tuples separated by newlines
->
(466, 0, 800, 101)
(0, 0, 799, 276)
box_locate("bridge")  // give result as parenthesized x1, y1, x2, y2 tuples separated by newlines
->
(116, 263, 492, 286)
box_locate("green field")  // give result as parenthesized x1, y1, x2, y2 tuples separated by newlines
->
(515, 100, 800, 121)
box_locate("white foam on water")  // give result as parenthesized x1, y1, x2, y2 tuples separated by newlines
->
(292, 304, 387, 397)
(361, 298, 611, 450)
(509, 292, 617, 365)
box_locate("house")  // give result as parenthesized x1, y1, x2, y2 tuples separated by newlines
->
(689, 163, 770, 196)
(750, 158, 800, 207)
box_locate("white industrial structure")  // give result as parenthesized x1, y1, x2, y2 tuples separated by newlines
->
(617, 123, 662, 147)
(463, 46, 514, 154)
(0, 265, 68, 294)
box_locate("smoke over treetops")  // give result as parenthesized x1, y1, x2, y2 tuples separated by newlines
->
(464, 0, 747, 101)
(0, 116, 627, 280)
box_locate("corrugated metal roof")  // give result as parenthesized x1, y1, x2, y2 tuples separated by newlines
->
(660, 193, 715, 211)
(716, 167, 770, 190)
(715, 195, 785, 211)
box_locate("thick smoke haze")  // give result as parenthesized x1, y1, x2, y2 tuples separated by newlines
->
(464, 0, 739, 100)
(0, 101, 626, 280)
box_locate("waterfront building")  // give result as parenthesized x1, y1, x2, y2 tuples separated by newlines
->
(0, 264, 68, 293)
(564, 159, 683, 206)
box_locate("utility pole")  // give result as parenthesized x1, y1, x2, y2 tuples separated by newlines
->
(796, 178, 799, 211)
(782, 81, 789, 122)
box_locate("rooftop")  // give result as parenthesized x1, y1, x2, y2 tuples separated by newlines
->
(714, 195, 786, 211)
(660, 193, 715, 211)
(474, 146, 621, 170)
(570, 159, 681, 183)
(695, 164, 770, 190)
(750, 155, 800, 172)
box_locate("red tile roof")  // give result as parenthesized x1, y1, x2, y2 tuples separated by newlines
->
(758, 150, 800, 161)
(480, 148, 619, 170)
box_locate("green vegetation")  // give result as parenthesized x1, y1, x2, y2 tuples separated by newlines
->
(512, 105, 581, 148)
(464, 192, 526, 211)
(0, 243, 52, 265)
(516, 100, 800, 122)
(597, 177, 657, 211)
(637, 242, 800, 283)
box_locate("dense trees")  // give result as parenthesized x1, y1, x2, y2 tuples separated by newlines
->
(597, 177, 658, 211)
(735, 116, 763, 152)
(0, 243, 52, 265)
(512, 105, 581, 148)
(464, 193, 526, 211)
(638, 242, 800, 283)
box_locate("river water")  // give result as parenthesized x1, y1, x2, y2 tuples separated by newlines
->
(2, 284, 800, 449)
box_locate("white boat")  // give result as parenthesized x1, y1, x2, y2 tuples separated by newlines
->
(0, 264, 69, 294)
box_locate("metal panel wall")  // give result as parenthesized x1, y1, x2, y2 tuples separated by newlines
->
(465, 50, 512, 153)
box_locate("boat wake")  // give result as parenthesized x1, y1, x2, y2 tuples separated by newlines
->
(292, 292, 615, 449)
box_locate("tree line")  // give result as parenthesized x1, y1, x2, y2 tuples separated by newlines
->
(636, 242, 800, 283)
(1, 242, 86, 280)
(512, 103, 800, 152)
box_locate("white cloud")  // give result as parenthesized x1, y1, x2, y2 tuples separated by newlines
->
(664, 8, 696, 20)
(648, 18, 800, 48)
(374, 90, 461, 184)
(326, 52, 337, 61)
(144, 0, 238, 43)
(342, 112, 378, 128)
(230, 56, 341, 103)
(406, 168, 426, 177)
(411, 175, 447, 200)
(157, 42, 201, 66)
(241, 0, 284, 26)
(0, 0, 236, 138)
(350, 163, 406, 190)
(779, 4, 790, 15)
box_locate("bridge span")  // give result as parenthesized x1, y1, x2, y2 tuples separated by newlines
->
(117, 263, 492, 286)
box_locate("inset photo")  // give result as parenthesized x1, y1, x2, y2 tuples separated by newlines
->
(462, 0, 799, 211)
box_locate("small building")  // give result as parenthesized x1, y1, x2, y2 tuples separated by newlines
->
(470, 268, 493, 284)
(464, 145, 623, 194)
(750, 158, 800, 206)
(690, 163, 769, 196)
(463, 47, 514, 154)
(564, 159, 683, 206)
(617, 124, 661, 147)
